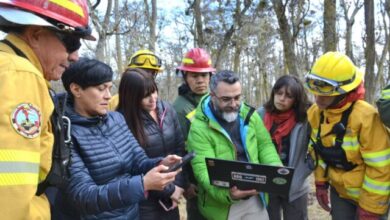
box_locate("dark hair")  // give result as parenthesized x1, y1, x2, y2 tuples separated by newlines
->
(264, 75, 310, 122)
(116, 68, 158, 147)
(210, 70, 240, 93)
(62, 58, 113, 98)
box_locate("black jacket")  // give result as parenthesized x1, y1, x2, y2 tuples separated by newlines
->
(120, 100, 186, 220)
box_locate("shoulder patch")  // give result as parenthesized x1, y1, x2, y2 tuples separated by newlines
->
(11, 103, 41, 138)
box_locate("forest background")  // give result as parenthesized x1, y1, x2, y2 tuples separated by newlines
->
(1, 0, 389, 106)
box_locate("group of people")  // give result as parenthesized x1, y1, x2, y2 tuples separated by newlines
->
(1, 1, 390, 220)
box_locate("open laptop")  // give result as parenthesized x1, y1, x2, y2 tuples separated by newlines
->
(206, 158, 294, 196)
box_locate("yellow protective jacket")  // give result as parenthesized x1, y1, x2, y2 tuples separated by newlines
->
(108, 93, 119, 110)
(308, 100, 390, 215)
(0, 34, 54, 219)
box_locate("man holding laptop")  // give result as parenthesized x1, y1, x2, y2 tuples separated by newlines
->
(187, 70, 282, 220)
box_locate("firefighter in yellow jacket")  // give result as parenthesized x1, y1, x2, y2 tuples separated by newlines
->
(0, 1, 94, 219)
(305, 52, 390, 219)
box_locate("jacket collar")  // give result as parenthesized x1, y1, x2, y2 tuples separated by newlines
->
(2, 33, 47, 86)
(178, 83, 205, 106)
(65, 104, 107, 127)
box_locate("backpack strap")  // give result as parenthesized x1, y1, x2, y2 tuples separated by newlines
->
(244, 105, 255, 126)
(333, 102, 355, 149)
(317, 102, 355, 149)
(0, 39, 28, 59)
(36, 91, 71, 195)
(312, 102, 356, 177)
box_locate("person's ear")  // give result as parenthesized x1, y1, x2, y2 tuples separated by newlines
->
(70, 83, 82, 98)
(23, 26, 46, 50)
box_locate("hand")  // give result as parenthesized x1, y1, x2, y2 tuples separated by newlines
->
(315, 182, 331, 212)
(143, 165, 179, 191)
(161, 154, 182, 167)
(229, 186, 258, 200)
(170, 186, 184, 209)
(184, 183, 198, 199)
(357, 206, 380, 220)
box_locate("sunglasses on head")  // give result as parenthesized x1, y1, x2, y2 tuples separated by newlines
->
(130, 53, 162, 67)
(54, 32, 81, 54)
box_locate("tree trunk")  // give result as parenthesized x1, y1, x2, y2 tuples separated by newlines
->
(364, 0, 376, 103)
(323, 0, 337, 52)
(214, 0, 252, 70)
(144, 0, 157, 51)
(194, 0, 205, 47)
(376, 0, 390, 89)
(233, 42, 242, 73)
(90, 0, 113, 62)
(114, 0, 124, 75)
(340, 0, 363, 62)
(272, 0, 299, 76)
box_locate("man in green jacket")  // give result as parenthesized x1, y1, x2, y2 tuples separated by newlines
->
(187, 70, 282, 220)
(173, 48, 215, 220)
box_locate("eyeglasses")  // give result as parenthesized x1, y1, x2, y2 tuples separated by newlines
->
(214, 94, 244, 104)
(54, 32, 81, 53)
(130, 53, 162, 67)
(305, 73, 353, 95)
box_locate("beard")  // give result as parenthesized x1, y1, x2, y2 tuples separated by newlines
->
(222, 111, 238, 122)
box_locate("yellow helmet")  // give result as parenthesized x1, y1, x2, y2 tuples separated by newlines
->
(305, 51, 363, 96)
(127, 49, 163, 72)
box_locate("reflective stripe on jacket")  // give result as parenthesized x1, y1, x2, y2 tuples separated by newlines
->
(308, 100, 390, 215)
(108, 93, 119, 111)
(0, 34, 54, 219)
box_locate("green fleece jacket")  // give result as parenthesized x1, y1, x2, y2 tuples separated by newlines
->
(187, 96, 282, 220)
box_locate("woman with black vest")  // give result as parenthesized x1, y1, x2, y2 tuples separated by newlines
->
(55, 58, 181, 219)
(116, 68, 186, 220)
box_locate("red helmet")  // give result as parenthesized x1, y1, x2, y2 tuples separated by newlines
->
(0, 0, 94, 40)
(176, 48, 216, 73)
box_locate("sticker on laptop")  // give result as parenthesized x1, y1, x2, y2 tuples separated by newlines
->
(213, 180, 230, 187)
(277, 168, 290, 175)
(231, 172, 266, 184)
(272, 177, 287, 185)
(207, 159, 215, 167)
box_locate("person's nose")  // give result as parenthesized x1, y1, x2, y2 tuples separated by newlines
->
(315, 95, 327, 104)
(227, 99, 239, 108)
(104, 89, 112, 100)
(196, 77, 205, 84)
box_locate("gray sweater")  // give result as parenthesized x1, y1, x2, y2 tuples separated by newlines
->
(257, 107, 313, 202)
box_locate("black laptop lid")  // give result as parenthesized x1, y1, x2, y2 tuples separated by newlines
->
(206, 158, 294, 196)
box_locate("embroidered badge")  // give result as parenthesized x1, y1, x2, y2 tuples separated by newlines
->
(11, 103, 41, 138)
